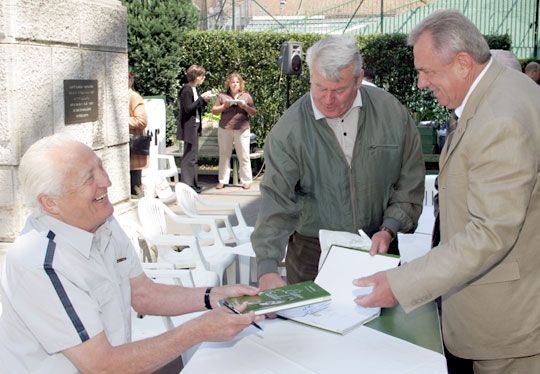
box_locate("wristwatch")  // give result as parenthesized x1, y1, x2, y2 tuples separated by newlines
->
(379, 226, 396, 240)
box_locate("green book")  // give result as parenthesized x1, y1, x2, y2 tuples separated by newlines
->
(225, 281, 332, 316)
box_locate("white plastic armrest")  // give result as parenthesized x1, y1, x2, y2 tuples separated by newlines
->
(166, 212, 222, 227)
(144, 268, 190, 278)
(156, 154, 175, 166)
(193, 195, 239, 211)
(142, 262, 174, 270)
(191, 198, 249, 228)
(146, 234, 197, 248)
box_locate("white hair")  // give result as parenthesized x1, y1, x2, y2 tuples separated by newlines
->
(306, 36, 364, 81)
(19, 133, 83, 214)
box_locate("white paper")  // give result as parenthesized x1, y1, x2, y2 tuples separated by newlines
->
(284, 245, 400, 334)
(318, 229, 372, 270)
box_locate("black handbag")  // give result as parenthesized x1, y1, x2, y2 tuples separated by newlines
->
(129, 134, 152, 156)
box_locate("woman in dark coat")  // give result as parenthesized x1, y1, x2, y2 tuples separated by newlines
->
(177, 65, 212, 193)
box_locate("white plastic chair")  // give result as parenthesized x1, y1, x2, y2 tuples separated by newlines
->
(137, 197, 236, 285)
(124, 223, 220, 288)
(175, 182, 254, 245)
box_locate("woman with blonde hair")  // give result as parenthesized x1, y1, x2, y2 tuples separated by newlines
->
(212, 72, 257, 189)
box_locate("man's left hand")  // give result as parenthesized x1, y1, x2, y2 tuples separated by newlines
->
(369, 230, 393, 255)
(352, 271, 398, 308)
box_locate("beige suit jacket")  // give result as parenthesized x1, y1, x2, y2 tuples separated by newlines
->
(388, 60, 540, 359)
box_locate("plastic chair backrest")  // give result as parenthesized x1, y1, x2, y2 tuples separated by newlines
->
(137, 197, 168, 236)
(175, 182, 199, 216)
(137, 197, 214, 271)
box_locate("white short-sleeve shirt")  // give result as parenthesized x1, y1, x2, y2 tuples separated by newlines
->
(0, 215, 143, 373)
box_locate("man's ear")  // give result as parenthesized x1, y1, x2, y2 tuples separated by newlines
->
(356, 69, 365, 89)
(454, 52, 474, 79)
(38, 194, 60, 216)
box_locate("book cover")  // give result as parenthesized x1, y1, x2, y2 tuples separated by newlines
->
(279, 245, 400, 334)
(225, 281, 331, 316)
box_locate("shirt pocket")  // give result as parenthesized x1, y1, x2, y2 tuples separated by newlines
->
(90, 282, 126, 344)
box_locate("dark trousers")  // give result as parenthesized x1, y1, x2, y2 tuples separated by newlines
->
(285, 233, 321, 284)
(130, 170, 142, 195)
(285, 232, 400, 285)
(444, 344, 473, 374)
(180, 139, 199, 188)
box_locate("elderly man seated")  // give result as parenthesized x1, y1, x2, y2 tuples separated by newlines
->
(0, 134, 262, 373)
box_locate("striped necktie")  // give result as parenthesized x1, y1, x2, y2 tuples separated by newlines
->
(448, 111, 458, 133)
(445, 111, 459, 149)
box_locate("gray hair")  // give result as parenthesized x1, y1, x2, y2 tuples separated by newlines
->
(408, 9, 490, 64)
(525, 61, 539, 73)
(306, 36, 363, 81)
(19, 133, 82, 214)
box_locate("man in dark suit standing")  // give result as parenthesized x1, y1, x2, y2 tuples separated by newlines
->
(177, 65, 212, 193)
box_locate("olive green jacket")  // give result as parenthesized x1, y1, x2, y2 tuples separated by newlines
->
(253, 86, 425, 276)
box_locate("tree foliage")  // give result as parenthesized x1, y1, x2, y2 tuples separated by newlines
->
(122, 0, 198, 137)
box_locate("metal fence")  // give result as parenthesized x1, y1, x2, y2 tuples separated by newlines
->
(200, 0, 540, 58)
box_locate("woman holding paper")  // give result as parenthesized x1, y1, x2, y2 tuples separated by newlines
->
(178, 64, 213, 193)
(211, 72, 257, 190)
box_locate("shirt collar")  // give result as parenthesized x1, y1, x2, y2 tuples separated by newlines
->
(33, 215, 111, 258)
(311, 89, 363, 120)
(454, 58, 492, 118)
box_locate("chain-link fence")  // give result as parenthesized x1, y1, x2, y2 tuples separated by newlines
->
(196, 0, 539, 58)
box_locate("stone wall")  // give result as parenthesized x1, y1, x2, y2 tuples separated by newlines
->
(0, 0, 130, 242)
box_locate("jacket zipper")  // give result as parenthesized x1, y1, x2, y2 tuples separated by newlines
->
(349, 164, 357, 229)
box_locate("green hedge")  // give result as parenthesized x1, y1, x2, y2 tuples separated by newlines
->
(176, 31, 321, 144)
(123, 0, 198, 141)
(123, 3, 513, 145)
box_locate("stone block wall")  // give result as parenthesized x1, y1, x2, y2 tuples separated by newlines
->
(0, 0, 129, 242)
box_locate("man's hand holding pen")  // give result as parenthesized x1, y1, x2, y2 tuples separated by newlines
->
(187, 284, 265, 343)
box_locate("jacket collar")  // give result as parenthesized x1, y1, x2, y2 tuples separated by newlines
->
(439, 59, 504, 171)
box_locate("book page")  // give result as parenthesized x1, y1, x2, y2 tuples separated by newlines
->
(281, 245, 399, 334)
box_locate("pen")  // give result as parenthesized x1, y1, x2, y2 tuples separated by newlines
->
(219, 299, 264, 331)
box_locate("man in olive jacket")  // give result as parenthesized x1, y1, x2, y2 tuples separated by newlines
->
(356, 10, 540, 373)
(252, 36, 425, 291)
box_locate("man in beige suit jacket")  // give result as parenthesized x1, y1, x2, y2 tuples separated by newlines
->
(354, 10, 540, 374)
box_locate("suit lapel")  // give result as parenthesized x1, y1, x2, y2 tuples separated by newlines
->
(439, 60, 505, 172)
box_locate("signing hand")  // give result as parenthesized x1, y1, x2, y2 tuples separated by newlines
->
(352, 271, 398, 308)
(190, 302, 264, 342)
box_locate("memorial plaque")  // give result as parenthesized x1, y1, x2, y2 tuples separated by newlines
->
(64, 80, 99, 124)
